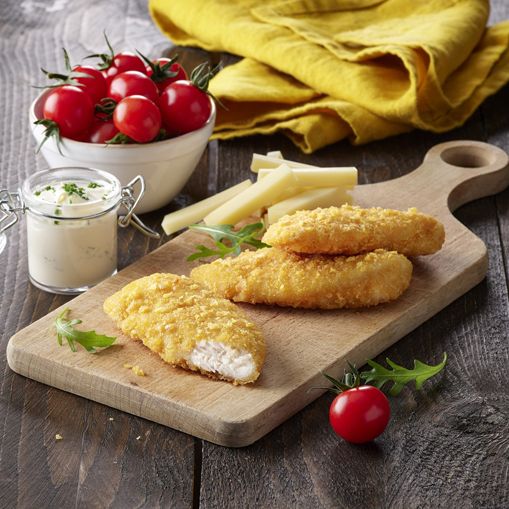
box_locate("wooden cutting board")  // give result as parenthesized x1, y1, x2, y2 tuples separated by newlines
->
(7, 140, 509, 447)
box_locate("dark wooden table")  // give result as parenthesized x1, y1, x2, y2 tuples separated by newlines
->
(1, 1, 509, 508)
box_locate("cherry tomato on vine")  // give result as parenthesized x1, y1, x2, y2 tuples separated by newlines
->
(71, 65, 108, 105)
(146, 58, 188, 93)
(108, 71, 159, 106)
(37, 49, 108, 106)
(102, 51, 147, 85)
(113, 95, 161, 143)
(84, 119, 120, 144)
(159, 80, 212, 134)
(85, 33, 147, 86)
(329, 385, 390, 443)
(43, 85, 95, 140)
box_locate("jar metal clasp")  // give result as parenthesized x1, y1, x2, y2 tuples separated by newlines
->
(0, 189, 24, 235)
(118, 176, 160, 239)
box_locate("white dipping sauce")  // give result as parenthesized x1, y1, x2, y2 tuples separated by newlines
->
(24, 171, 120, 293)
(34, 180, 112, 206)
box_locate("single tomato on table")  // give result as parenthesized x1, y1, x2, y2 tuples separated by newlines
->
(315, 354, 448, 444)
(315, 364, 390, 444)
(329, 385, 390, 443)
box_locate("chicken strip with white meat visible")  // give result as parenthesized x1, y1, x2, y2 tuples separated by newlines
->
(104, 273, 266, 385)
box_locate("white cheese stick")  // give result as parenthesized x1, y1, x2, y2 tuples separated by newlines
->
(161, 180, 252, 235)
(266, 150, 283, 159)
(270, 183, 355, 205)
(204, 165, 298, 226)
(271, 186, 316, 205)
(251, 154, 317, 173)
(258, 167, 358, 187)
(266, 187, 354, 225)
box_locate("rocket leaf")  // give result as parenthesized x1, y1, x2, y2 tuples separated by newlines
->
(360, 352, 447, 396)
(51, 308, 116, 354)
(187, 222, 270, 261)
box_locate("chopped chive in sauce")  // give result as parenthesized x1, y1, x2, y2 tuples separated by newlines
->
(88, 182, 102, 189)
(53, 207, 61, 225)
(62, 182, 89, 200)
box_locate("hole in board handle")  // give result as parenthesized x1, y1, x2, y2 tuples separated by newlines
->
(440, 146, 497, 168)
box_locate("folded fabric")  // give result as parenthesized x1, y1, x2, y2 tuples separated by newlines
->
(149, 0, 509, 153)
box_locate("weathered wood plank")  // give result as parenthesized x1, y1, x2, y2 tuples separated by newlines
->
(1, 0, 509, 507)
(200, 41, 509, 509)
(0, 1, 196, 508)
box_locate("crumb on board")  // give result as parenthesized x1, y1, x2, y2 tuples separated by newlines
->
(124, 363, 146, 376)
(136, 436, 141, 441)
(132, 366, 146, 376)
(55, 434, 62, 441)
(109, 418, 114, 421)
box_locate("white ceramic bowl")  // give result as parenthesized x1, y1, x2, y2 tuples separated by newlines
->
(29, 89, 216, 214)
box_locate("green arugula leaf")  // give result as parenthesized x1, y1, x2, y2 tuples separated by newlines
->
(51, 308, 116, 354)
(187, 243, 231, 261)
(187, 222, 271, 261)
(360, 352, 447, 396)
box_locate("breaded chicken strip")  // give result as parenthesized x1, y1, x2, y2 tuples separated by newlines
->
(104, 273, 266, 385)
(262, 205, 445, 257)
(190, 248, 412, 309)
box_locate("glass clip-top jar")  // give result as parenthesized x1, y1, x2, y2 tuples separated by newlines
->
(0, 167, 160, 295)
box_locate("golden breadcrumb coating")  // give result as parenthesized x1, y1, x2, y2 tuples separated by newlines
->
(262, 205, 445, 257)
(190, 248, 412, 309)
(104, 273, 266, 385)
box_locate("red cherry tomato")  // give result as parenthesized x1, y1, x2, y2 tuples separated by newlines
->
(102, 51, 146, 85)
(108, 71, 159, 106)
(84, 120, 120, 144)
(146, 59, 188, 93)
(72, 65, 108, 105)
(113, 95, 161, 143)
(159, 80, 212, 134)
(329, 386, 390, 443)
(160, 123, 179, 138)
(43, 85, 95, 140)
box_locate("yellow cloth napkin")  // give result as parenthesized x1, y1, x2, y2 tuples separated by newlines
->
(149, 0, 509, 153)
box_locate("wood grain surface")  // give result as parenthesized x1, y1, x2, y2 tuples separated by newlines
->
(1, 0, 509, 507)
(6, 140, 509, 448)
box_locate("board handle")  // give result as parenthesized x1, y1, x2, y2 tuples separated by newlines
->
(415, 140, 509, 212)
(353, 141, 509, 213)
